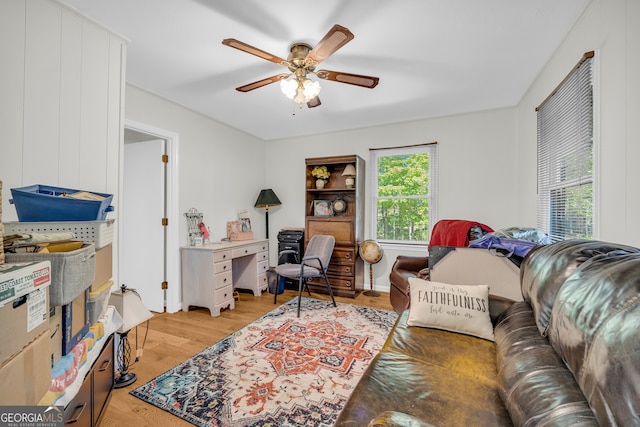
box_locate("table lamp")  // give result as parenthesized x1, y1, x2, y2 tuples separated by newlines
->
(342, 164, 356, 188)
(254, 189, 282, 239)
(109, 285, 153, 388)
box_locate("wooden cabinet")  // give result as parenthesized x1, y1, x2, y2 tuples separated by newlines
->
(63, 333, 114, 426)
(304, 155, 364, 297)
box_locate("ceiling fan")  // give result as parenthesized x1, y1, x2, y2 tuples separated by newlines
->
(222, 24, 379, 108)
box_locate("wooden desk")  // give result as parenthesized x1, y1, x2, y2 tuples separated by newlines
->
(180, 239, 269, 316)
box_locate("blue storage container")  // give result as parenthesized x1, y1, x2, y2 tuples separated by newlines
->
(9, 184, 114, 221)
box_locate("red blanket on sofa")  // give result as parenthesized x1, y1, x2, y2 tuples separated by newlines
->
(428, 219, 493, 250)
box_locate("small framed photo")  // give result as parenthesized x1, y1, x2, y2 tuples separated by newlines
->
(314, 200, 334, 216)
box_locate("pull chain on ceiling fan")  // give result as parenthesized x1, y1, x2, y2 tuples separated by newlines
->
(222, 24, 379, 109)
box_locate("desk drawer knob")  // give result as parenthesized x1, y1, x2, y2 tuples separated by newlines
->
(223, 265, 227, 270)
(224, 278, 228, 283)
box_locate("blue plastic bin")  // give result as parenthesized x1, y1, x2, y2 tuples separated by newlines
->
(9, 184, 114, 221)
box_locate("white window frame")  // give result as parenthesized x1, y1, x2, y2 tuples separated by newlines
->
(369, 143, 438, 246)
(536, 51, 599, 242)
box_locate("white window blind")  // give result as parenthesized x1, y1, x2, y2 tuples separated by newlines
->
(537, 52, 595, 243)
(370, 143, 438, 244)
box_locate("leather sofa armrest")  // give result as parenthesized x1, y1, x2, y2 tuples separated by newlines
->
(368, 411, 436, 427)
(392, 255, 429, 272)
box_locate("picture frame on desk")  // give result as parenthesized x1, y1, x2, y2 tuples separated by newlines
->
(313, 200, 334, 216)
(227, 221, 254, 241)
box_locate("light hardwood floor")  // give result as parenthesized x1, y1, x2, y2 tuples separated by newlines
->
(99, 289, 394, 427)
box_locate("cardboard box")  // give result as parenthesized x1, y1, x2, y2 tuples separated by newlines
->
(91, 243, 113, 291)
(0, 284, 50, 366)
(49, 305, 63, 367)
(0, 261, 51, 306)
(0, 330, 51, 405)
(61, 289, 89, 355)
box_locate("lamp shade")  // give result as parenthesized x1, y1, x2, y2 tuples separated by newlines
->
(254, 189, 282, 208)
(341, 164, 356, 177)
(109, 288, 153, 333)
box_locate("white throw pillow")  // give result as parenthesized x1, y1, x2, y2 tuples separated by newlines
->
(407, 278, 494, 341)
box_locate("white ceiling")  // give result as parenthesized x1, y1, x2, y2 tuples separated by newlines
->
(63, 0, 588, 141)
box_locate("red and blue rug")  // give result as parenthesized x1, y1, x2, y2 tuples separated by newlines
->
(131, 297, 398, 426)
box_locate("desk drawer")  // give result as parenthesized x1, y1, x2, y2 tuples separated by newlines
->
(257, 250, 268, 262)
(257, 259, 269, 275)
(258, 273, 268, 290)
(215, 271, 232, 289)
(214, 260, 232, 274)
(332, 248, 355, 265)
(328, 263, 353, 275)
(214, 285, 234, 303)
(214, 249, 232, 263)
(232, 245, 257, 258)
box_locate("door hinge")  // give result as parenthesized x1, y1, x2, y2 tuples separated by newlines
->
(162, 154, 168, 163)
(161, 281, 168, 290)
(162, 217, 168, 226)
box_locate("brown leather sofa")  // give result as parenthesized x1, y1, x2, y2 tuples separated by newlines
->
(388, 255, 429, 313)
(336, 240, 640, 426)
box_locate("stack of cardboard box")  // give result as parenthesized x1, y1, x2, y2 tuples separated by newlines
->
(0, 261, 53, 404)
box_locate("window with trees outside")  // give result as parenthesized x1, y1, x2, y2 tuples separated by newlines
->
(370, 143, 437, 244)
(537, 51, 596, 243)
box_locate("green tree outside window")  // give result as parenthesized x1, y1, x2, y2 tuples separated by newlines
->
(374, 149, 434, 243)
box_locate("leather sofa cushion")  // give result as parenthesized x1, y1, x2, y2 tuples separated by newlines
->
(335, 312, 512, 427)
(520, 239, 639, 336)
(547, 252, 640, 426)
(494, 301, 599, 426)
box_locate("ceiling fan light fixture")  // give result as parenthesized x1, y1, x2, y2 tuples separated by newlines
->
(280, 77, 321, 104)
(280, 78, 298, 99)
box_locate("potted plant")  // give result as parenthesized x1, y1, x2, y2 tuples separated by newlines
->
(311, 166, 330, 189)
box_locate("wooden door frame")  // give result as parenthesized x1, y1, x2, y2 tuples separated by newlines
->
(122, 119, 181, 313)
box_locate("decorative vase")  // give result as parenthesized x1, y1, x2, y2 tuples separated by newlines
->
(316, 179, 326, 189)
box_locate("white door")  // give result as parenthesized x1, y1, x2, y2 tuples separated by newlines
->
(122, 139, 165, 312)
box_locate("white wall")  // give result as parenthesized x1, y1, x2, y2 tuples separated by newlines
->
(515, 0, 640, 247)
(0, 0, 125, 221)
(124, 85, 267, 245)
(265, 107, 519, 291)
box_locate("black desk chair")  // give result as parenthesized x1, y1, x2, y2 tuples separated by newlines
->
(275, 235, 337, 317)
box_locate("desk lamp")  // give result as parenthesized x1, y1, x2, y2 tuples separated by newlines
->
(109, 285, 153, 388)
(254, 189, 282, 239)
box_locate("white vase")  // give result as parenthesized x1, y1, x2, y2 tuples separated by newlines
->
(316, 179, 325, 189)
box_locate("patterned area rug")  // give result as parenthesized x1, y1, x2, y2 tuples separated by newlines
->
(131, 297, 398, 426)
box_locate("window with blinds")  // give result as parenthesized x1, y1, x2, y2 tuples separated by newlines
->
(536, 51, 595, 243)
(370, 143, 438, 244)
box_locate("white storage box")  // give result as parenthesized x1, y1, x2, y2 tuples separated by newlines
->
(5, 244, 96, 306)
(3, 219, 114, 249)
(88, 280, 112, 324)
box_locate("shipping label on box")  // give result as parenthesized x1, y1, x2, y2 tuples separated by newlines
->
(28, 288, 48, 332)
(0, 261, 51, 306)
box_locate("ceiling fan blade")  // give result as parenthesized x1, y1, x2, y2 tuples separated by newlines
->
(222, 38, 290, 67)
(307, 96, 321, 108)
(236, 74, 289, 92)
(305, 25, 354, 66)
(315, 70, 379, 88)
